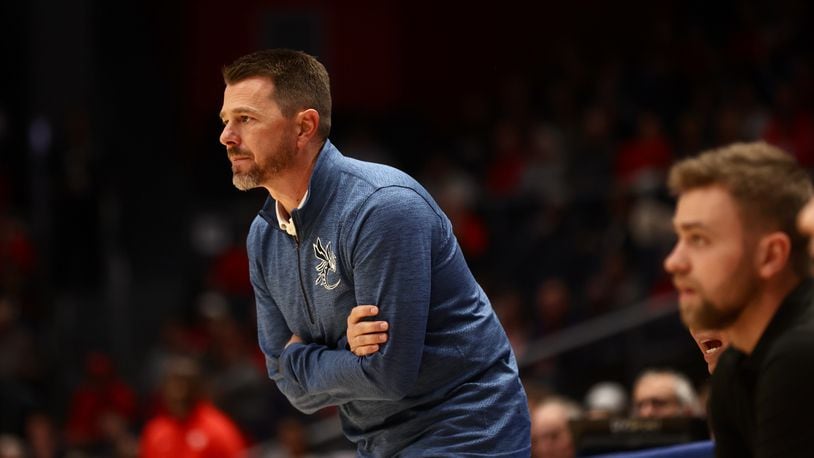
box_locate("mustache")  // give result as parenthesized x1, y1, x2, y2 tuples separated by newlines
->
(227, 146, 252, 159)
(672, 276, 696, 290)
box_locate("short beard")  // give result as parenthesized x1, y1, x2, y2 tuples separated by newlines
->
(679, 238, 758, 331)
(681, 298, 743, 330)
(229, 134, 297, 191)
(232, 165, 263, 191)
(228, 146, 263, 191)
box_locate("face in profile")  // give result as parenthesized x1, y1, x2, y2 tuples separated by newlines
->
(689, 328, 729, 373)
(219, 76, 299, 191)
(663, 186, 759, 331)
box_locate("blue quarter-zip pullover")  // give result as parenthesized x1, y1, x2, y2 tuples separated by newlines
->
(248, 140, 530, 456)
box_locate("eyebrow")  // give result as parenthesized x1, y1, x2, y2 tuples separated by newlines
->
(219, 106, 262, 120)
(674, 221, 707, 232)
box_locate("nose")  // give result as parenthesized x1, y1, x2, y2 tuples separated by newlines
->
(663, 242, 687, 275)
(220, 123, 238, 147)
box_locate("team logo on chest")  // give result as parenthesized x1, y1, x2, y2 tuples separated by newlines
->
(313, 237, 341, 290)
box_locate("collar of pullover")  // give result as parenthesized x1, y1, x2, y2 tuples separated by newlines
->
(258, 139, 339, 239)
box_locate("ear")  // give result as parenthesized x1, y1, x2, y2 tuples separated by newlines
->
(756, 232, 791, 279)
(295, 109, 320, 148)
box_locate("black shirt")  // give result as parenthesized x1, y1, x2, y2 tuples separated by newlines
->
(709, 278, 814, 457)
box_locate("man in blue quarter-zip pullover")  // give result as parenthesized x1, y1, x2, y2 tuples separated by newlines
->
(219, 48, 530, 457)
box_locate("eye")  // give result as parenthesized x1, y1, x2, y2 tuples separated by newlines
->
(240, 115, 251, 124)
(687, 233, 709, 247)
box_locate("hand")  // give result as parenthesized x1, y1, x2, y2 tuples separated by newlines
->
(347, 305, 389, 356)
(286, 334, 303, 348)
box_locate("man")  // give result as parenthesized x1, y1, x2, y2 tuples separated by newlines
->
(663, 141, 814, 457)
(140, 355, 247, 457)
(631, 369, 700, 419)
(583, 381, 628, 420)
(219, 49, 530, 456)
(531, 396, 581, 458)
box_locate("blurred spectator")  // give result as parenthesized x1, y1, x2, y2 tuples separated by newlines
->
(206, 244, 252, 301)
(627, 197, 673, 253)
(521, 378, 554, 415)
(583, 250, 643, 315)
(141, 316, 205, 402)
(196, 291, 272, 443)
(0, 296, 40, 384)
(626, 195, 675, 290)
(520, 122, 569, 208)
(422, 158, 489, 261)
(523, 277, 579, 382)
(583, 381, 629, 420)
(64, 351, 138, 456)
(531, 395, 582, 458)
(0, 285, 54, 458)
(631, 369, 700, 419)
(0, 378, 56, 458)
(714, 105, 746, 146)
(762, 81, 814, 168)
(0, 216, 36, 299)
(0, 435, 24, 458)
(341, 123, 398, 166)
(140, 354, 247, 457)
(490, 286, 533, 359)
(532, 277, 575, 336)
(273, 417, 308, 458)
(196, 211, 255, 321)
(485, 121, 529, 199)
(673, 110, 708, 160)
(567, 106, 615, 205)
(614, 112, 673, 192)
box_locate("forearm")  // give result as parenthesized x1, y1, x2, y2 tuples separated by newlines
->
(278, 340, 418, 404)
(273, 370, 337, 414)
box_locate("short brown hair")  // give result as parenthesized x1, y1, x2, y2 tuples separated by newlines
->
(668, 141, 813, 275)
(222, 49, 332, 139)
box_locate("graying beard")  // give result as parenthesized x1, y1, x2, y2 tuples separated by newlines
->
(233, 169, 262, 191)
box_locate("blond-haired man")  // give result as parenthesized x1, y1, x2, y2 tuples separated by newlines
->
(664, 141, 814, 457)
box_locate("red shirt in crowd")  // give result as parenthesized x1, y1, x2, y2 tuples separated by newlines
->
(140, 401, 247, 458)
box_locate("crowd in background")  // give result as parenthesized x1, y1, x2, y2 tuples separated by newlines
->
(1, 0, 813, 456)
